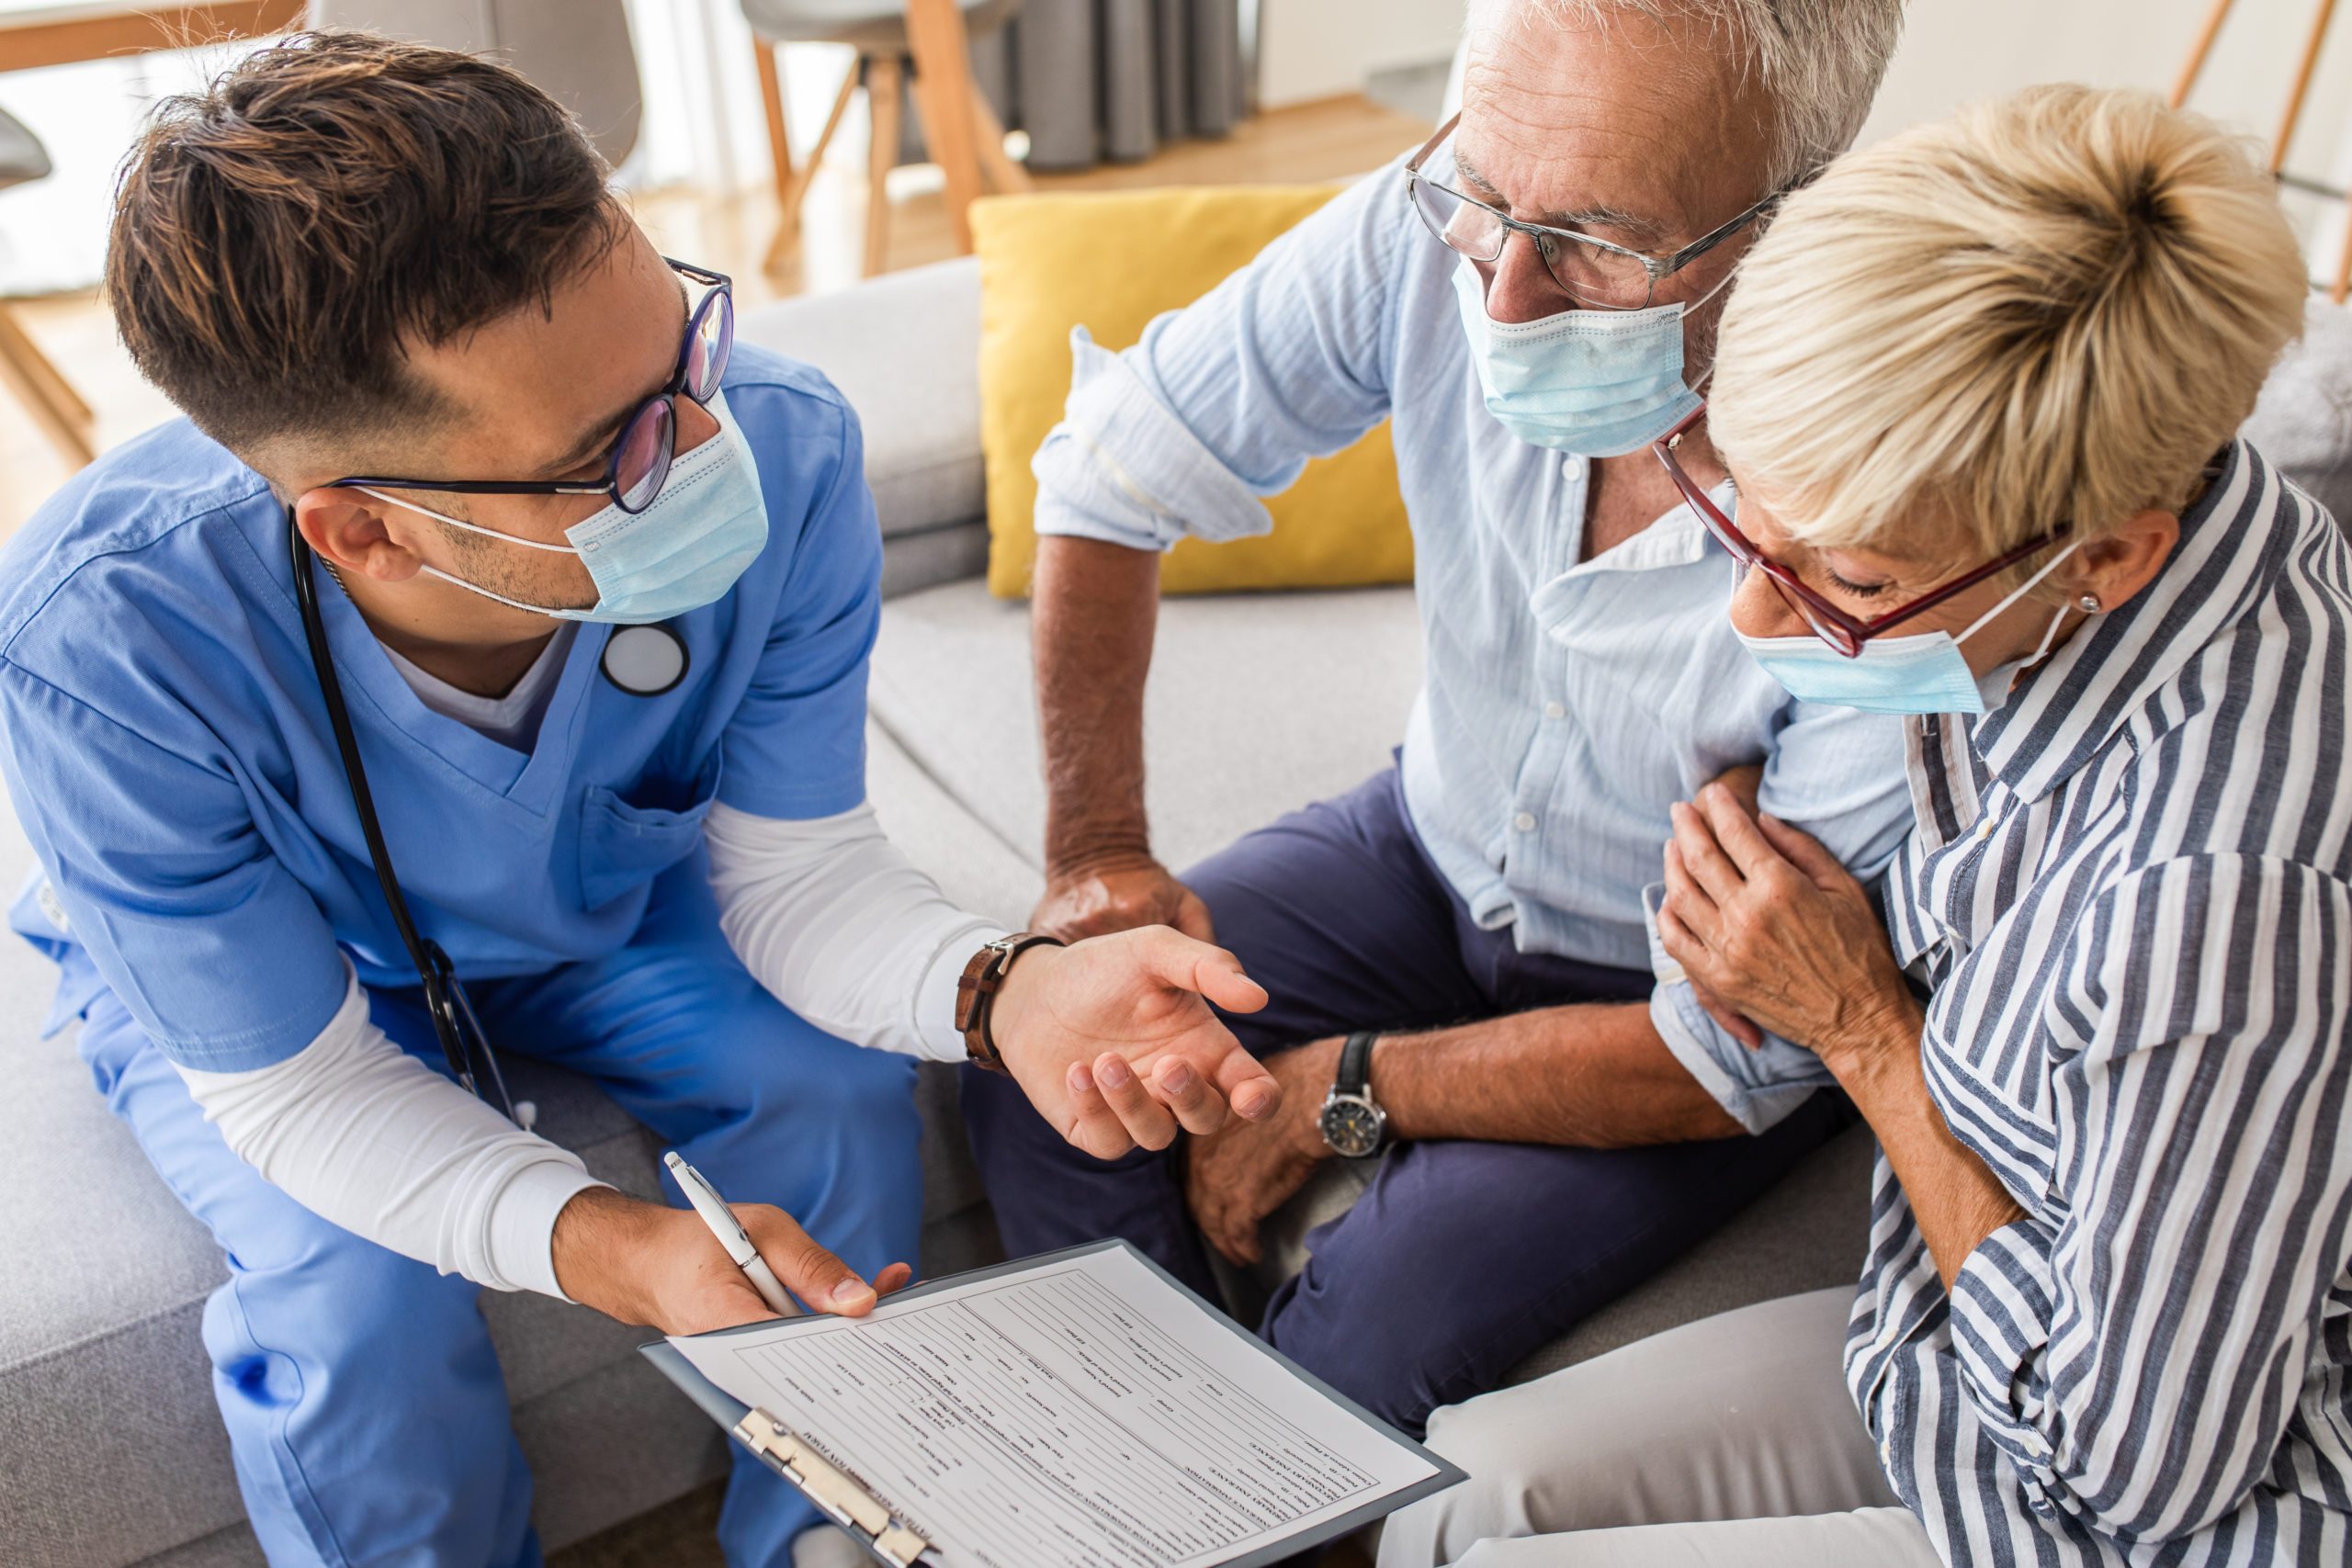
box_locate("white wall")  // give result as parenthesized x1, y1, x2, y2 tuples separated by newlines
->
(1259, 0, 1465, 107)
(1864, 0, 2349, 158)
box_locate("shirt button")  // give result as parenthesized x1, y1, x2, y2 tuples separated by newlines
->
(1543, 700, 1566, 720)
(1561, 455, 1588, 480)
(1513, 812, 1537, 832)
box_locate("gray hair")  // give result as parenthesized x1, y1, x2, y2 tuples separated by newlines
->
(1476, 0, 1906, 186)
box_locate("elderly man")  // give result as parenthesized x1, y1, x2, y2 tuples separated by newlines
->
(960, 0, 1914, 1434)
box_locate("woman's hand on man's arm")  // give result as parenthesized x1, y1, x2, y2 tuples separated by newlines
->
(1656, 783, 2022, 1288)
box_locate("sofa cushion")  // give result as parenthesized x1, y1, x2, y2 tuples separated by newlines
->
(970, 186, 1415, 598)
(735, 259, 985, 547)
(872, 581, 1424, 876)
(2246, 295, 2352, 525)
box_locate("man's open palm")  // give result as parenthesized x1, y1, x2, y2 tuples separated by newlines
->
(990, 926, 1280, 1159)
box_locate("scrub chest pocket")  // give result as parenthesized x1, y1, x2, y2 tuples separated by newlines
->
(578, 752, 723, 908)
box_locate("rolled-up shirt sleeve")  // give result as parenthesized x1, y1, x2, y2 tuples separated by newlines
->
(1944, 855, 2352, 1543)
(1032, 159, 1409, 554)
(1641, 884, 1835, 1134)
(1641, 696, 1912, 1134)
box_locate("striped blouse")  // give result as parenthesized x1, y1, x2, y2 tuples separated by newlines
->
(1853, 440, 2352, 1565)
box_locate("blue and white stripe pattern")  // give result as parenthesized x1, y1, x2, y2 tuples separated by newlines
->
(1853, 440, 2352, 1563)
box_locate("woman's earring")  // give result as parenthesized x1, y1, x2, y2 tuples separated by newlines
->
(2077, 593, 2101, 614)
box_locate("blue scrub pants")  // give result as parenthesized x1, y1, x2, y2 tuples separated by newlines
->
(73, 857, 924, 1568)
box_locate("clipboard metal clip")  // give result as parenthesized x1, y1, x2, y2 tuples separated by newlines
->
(732, 1408, 933, 1566)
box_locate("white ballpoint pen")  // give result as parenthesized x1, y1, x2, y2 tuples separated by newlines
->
(662, 1151, 799, 1317)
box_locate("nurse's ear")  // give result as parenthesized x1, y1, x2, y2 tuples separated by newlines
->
(291, 488, 426, 583)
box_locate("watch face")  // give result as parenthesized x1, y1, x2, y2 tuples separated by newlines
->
(1319, 1097, 1385, 1158)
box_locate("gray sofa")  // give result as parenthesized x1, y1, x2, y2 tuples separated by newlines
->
(5, 254, 2346, 1565)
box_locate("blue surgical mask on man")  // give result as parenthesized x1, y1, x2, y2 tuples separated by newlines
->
(359, 388, 770, 625)
(1450, 258, 1730, 458)
(1737, 540, 2087, 716)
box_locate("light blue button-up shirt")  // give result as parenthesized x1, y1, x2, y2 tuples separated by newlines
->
(1032, 157, 1912, 1132)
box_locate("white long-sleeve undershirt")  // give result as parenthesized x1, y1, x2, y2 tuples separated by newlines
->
(174, 803, 1007, 1300)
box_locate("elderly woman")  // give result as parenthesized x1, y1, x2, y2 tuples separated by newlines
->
(1378, 84, 2350, 1568)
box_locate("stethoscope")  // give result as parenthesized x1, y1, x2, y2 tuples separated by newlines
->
(287, 511, 689, 1127)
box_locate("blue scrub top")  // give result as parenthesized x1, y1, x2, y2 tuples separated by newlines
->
(0, 345, 880, 1073)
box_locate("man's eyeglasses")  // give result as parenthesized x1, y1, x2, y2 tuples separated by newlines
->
(1651, 405, 2061, 657)
(332, 258, 734, 516)
(1404, 113, 1787, 311)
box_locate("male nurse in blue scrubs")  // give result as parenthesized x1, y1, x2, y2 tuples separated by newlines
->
(0, 32, 1281, 1568)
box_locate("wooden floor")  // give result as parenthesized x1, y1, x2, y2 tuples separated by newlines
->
(0, 93, 1429, 548)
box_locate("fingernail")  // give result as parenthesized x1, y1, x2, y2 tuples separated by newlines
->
(1236, 1085, 1272, 1119)
(1162, 1063, 1195, 1094)
(1098, 1056, 1132, 1088)
(1068, 1063, 1091, 1094)
(831, 1280, 876, 1311)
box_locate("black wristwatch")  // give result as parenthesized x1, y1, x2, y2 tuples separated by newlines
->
(1317, 1031, 1389, 1158)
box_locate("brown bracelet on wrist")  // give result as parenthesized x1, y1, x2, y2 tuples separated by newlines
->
(954, 932, 1066, 1072)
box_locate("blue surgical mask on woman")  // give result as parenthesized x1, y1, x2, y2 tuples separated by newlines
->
(1737, 540, 2087, 716)
(1450, 258, 1731, 458)
(359, 389, 770, 625)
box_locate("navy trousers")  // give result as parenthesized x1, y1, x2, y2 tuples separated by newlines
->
(962, 768, 1849, 1435)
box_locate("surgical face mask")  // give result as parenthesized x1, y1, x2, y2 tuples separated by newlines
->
(1450, 257, 1727, 458)
(360, 389, 769, 626)
(1736, 540, 2087, 716)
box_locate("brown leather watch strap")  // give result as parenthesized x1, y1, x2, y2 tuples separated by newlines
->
(954, 932, 1065, 1072)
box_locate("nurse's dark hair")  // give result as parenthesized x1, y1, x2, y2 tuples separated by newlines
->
(105, 29, 622, 455)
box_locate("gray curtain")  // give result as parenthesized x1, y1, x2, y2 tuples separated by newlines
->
(957, 0, 1248, 172)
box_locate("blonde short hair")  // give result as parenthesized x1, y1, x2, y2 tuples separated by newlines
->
(1708, 84, 2310, 568)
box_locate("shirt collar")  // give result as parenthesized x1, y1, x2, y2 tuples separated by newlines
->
(1971, 439, 2293, 803)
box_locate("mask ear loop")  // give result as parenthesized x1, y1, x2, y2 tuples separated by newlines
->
(1956, 538, 2086, 648)
(354, 487, 582, 553)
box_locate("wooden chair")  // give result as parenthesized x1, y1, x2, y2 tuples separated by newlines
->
(0, 107, 91, 468)
(2171, 0, 2350, 303)
(742, 0, 1029, 276)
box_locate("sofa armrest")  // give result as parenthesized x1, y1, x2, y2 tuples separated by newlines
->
(735, 257, 988, 584)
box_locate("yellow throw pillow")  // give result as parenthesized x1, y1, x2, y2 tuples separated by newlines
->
(972, 186, 1414, 597)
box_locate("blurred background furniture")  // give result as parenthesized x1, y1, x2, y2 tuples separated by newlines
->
(0, 1, 302, 72)
(0, 105, 85, 464)
(2172, 0, 2351, 301)
(308, 0, 645, 167)
(743, 0, 1027, 275)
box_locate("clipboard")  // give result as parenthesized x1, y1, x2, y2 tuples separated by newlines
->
(642, 1239, 1466, 1567)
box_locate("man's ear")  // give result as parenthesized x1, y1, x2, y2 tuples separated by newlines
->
(292, 488, 425, 583)
(2072, 509, 2179, 614)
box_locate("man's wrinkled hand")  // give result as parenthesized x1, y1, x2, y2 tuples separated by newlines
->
(549, 1187, 912, 1336)
(1032, 854, 1216, 942)
(1185, 1037, 1340, 1266)
(990, 926, 1278, 1160)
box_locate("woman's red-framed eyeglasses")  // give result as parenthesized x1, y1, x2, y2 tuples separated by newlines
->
(1649, 405, 2060, 657)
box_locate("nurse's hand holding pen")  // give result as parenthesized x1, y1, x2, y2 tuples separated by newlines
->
(552, 924, 1277, 1336)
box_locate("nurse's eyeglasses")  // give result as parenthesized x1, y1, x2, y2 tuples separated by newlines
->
(331, 258, 734, 516)
(1651, 405, 2061, 657)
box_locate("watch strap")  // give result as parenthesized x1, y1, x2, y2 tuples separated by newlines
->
(954, 932, 1065, 1072)
(1337, 1030, 1380, 1097)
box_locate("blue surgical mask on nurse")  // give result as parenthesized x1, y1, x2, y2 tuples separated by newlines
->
(357, 389, 771, 626)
